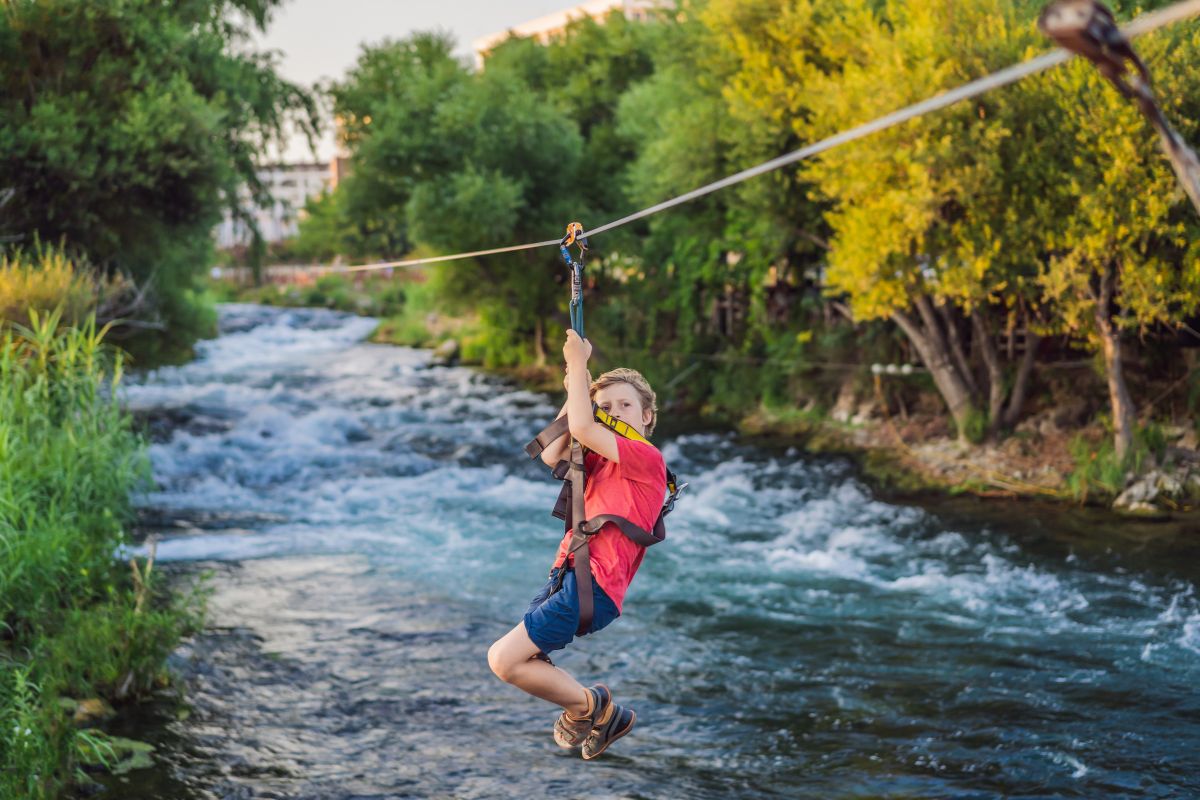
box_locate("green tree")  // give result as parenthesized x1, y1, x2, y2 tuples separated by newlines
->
(291, 190, 362, 263)
(405, 57, 586, 364)
(325, 31, 469, 260)
(322, 31, 589, 363)
(0, 0, 317, 355)
(489, 10, 656, 228)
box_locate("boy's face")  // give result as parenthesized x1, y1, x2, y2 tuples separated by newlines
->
(594, 382, 652, 437)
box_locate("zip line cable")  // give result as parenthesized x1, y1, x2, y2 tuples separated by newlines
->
(328, 0, 1200, 276)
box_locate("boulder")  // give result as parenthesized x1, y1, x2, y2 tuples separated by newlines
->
(1114, 474, 1158, 509)
(830, 377, 858, 423)
(430, 338, 460, 367)
(1156, 470, 1183, 498)
(1113, 467, 1193, 511)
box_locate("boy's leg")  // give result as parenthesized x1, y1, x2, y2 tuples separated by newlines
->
(488, 622, 590, 716)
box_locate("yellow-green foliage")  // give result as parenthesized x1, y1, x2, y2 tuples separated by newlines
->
(709, 0, 1200, 333)
(0, 246, 138, 332)
(1036, 24, 1200, 340)
(711, 0, 1047, 320)
(0, 247, 97, 328)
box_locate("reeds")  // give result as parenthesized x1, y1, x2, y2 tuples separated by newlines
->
(0, 302, 203, 798)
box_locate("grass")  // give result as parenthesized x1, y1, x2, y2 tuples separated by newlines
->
(1065, 423, 1169, 504)
(1, 245, 102, 329)
(0, 307, 204, 798)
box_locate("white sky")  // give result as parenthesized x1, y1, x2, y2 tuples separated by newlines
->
(256, 0, 574, 161)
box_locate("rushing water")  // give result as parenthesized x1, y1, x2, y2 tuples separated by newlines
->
(110, 304, 1200, 799)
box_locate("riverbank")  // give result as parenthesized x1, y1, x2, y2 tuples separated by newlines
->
(209, 275, 1200, 517)
(0, 313, 204, 799)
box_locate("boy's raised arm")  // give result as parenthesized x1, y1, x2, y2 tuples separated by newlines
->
(563, 330, 619, 462)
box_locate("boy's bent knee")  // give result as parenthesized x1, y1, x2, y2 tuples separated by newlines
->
(487, 641, 514, 683)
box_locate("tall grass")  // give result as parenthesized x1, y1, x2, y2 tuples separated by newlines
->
(0, 308, 203, 798)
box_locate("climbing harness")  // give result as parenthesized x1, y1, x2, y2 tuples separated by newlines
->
(523, 221, 687, 636)
(560, 222, 588, 337)
(524, 410, 686, 636)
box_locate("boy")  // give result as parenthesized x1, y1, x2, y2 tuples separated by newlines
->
(487, 329, 668, 760)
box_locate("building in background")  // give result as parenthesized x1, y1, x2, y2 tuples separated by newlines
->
(472, 0, 656, 69)
(214, 162, 330, 249)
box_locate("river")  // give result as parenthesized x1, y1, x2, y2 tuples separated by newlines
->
(109, 304, 1200, 799)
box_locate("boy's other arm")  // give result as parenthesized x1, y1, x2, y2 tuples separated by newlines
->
(539, 401, 570, 467)
(564, 331, 619, 462)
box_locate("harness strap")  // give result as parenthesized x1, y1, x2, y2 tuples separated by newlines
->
(580, 513, 666, 548)
(523, 406, 650, 460)
(524, 416, 570, 459)
(564, 440, 595, 636)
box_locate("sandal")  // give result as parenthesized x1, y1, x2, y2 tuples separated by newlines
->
(581, 701, 636, 760)
(552, 684, 611, 749)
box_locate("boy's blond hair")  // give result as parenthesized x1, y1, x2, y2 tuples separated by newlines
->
(589, 367, 658, 437)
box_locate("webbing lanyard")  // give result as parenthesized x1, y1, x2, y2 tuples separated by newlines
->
(560, 222, 587, 337)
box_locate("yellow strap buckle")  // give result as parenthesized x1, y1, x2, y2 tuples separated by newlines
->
(593, 406, 650, 445)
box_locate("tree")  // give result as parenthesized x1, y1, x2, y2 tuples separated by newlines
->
(1034, 20, 1200, 457)
(0, 0, 317, 354)
(325, 31, 469, 260)
(711, 0, 1080, 438)
(496, 10, 657, 229)
(406, 58, 586, 364)
(323, 32, 588, 364)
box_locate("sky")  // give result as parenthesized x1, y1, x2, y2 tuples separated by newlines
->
(255, 0, 576, 161)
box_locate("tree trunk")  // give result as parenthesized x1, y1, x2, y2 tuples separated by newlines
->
(971, 313, 1006, 429)
(893, 300, 977, 439)
(533, 317, 546, 367)
(1001, 330, 1040, 429)
(1094, 264, 1136, 459)
(938, 303, 980, 399)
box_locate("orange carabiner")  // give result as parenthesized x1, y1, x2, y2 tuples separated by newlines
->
(562, 221, 585, 249)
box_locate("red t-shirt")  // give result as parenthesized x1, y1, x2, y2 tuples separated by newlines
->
(554, 436, 667, 613)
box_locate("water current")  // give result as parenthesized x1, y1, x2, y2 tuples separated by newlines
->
(111, 304, 1200, 799)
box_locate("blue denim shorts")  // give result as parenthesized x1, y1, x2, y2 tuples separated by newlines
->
(523, 566, 620, 655)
